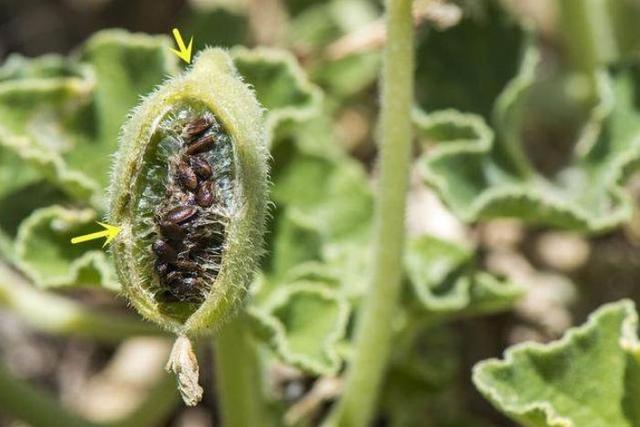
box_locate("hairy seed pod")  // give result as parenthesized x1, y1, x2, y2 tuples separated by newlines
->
(108, 49, 268, 405)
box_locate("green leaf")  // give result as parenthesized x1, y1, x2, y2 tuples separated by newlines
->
(288, 0, 381, 99)
(265, 146, 373, 300)
(231, 46, 323, 144)
(265, 112, 373, 295)
(474, 300, 640, 427)
(0, 29, 178, 209)
(248, 281, 350, 375)
(405, 235, 522, 316)
(13, 206, 118, 290)
(417, 59, 640, 232)
(415, 1, 526, 119)
(0, 55, 100, 203)
(413, 1, 640, 232)
(0, 179, 69, 261)
(0, 29, 178, 290)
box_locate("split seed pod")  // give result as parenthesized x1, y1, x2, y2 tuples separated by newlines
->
(108, 49, 268, 404)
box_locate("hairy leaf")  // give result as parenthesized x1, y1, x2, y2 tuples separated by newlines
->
(474, 300, 640, 427)
(14, 206, 118, 290)
(405, 235, 522, 316)
(248, 280, 350, 375)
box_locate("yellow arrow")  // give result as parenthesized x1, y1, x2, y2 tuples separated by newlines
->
(71, 222, 121, 247)
(170, 28, 193, 64)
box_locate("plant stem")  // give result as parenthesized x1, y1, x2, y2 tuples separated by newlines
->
(559, 0, 617, 72)
(0, 363, 97, 427)
(327, 0, 414, 426)
(0, 262, 164, 343)
(214, 312, 263, 427)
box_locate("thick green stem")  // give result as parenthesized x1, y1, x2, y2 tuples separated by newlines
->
(214, 312, 263, 427)
(0, 262, 164, 343)
(0, 363, 97, 427)
(327, 0, 414, 426)
(559, 0, 617, 72)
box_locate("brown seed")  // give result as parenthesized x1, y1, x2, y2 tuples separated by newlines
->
(189, 156, 212, 179)
(195, 181, 215, 207)
(154, 260, 170, 276)
(152, 240, 178, 263)
(184, 117, 213, 139)
(185, 134, 216, 155)
(164, 205, 198, 224)
(188, 233, 211, 252)
(170, 277, 202, 298)
(176, 161, 198, 190)
(158, 221, 186, 241)
(162, 270, 181, 285)
(173, 259, 200, 271)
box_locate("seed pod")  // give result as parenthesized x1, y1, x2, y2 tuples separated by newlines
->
(108, 49, 268, 405)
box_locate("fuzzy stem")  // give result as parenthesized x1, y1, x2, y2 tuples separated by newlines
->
(559, 0, 617, 72)
(214, 312, 263, 427)
(0, 363, 97, 427)
(0, 262, 164, 342)
(327, 0, 414, 426)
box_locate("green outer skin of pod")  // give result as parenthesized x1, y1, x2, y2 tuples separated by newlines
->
(108, 48, 268, 336)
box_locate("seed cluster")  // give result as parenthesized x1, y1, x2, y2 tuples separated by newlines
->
(151, 112, 233, 303)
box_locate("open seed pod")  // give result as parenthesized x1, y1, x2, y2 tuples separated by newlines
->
(108, 48, 268, 404)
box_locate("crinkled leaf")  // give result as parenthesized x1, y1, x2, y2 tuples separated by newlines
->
(288, 0, 381, 99)
(418, 58, 640, 232)
(229, 52, 365, 297)
(415, 0, 525, 119)
(473, 300, 640, 427)
(0, 29, 178, 209)
(180, 6, 248, 48)
(248, 281, 350, 375)
(266, 208, 324, 282)
(271, 141, 372, 240)
(0, 55, 99, 203)
(312, 52, 380, 99)
(416, 1, 640, 233)
(0, 180, 69, 261)
(245, 54, 375, 317)
(231, 46, 323, 144)
(405, 235, 522, 316)
(14, 206, 118, 290)
(265, 136, 373, 299)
